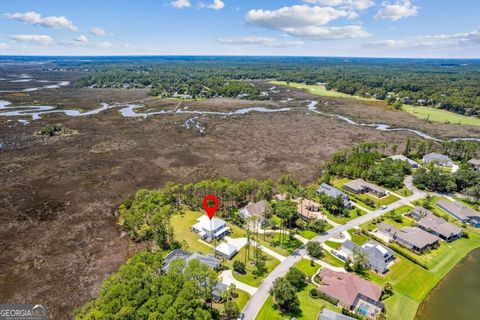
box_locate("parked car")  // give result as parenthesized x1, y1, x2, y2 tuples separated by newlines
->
(237, 313, 245, 320)
(380, 205, 388, 210)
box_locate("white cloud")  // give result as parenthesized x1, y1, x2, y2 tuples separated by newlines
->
(245, 5, 368, 40)
(90, 27, 111, 36)
(75, 35, 88, 43)
(303, 0, 375, 10)
(374, 0, 419, 21)
(171, 0, 191, 8)
(5, 11, 78, 31)
(217, 36, 304, 47)
(205, 0, 225, 10)
(284, 25, 369, 39)
(0, 43, 10, 50)
(9, 34, 54, 45)
(367, 30, 480, 48)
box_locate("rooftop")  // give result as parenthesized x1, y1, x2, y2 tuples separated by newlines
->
(194, 215, 227, 232)
(422, 153, 453, 164)
(390, 155, 420, 166)
(395, 226, 439, 248)
(241, 200, 268, 218)
(318, 268, 383, 307)
(417, 212, 463, 239)
(319, 309, 356, 320)
(468, 159, 480, 166)
(318, 183, 349, 200)
(344, 179, 386, 194)
(162, 249, 220, 271)
(437, 200, 480, 221)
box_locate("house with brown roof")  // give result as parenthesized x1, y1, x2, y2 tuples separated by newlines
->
(410, 207, 463, 242)
(343, 179, 387, 198)
(318, 269, 384, 319)
(437, 200, 480, 228)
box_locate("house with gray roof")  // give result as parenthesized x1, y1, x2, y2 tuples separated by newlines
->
(162, 249, 220, 272)
(394, 226, 439, 254)
(422, 153, 454, 167)
(239, 200, 269, 221)
(390, 155, 420, 168)
(318, 309, 356, 320)
(437, 200, 480, 228)
(317, 183, 352, 208)
(341, 240, 395, 274)
(411, 207, 463, 242)
(344, 179, 387, 198)
(377, 222, 439, 254)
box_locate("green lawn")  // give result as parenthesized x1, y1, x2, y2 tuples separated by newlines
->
(227, 246, 280, 287)
(347, 228, 370, 245)
(270, 81, 371, 101)
(320, 249, 345, 267)
(383, 291, 419, 320)
(402, 105, 480, 127)
(171, 211, 213, 254)
(256, 284, 341, 320)
(324, 240, 342, 250)
(325, 207, 366, 224)
(361, 206, 414, 231)
(299, 230, 317, 240)
(257, 232, 302, 256)
(293, 259, 321, 277)
(234, 289, 250, 310)
(394, 185, 414, 197)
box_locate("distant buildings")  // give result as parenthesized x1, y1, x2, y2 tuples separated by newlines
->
(162, 249, 220, 272)
(318, 269, 384, 319)
(192, 215, 230, 241)
(422, 153, 454, 167)
(317, 183, 352, 208)
(390, 155, 420, 168)
(410, 206, 463, 242)
(344, 179, 387, 198)
(468, 159, 480, 171)
(377, 222, 439, 254)
(437, 200, 480, 228)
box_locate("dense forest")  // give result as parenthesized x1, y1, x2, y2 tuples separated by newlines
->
(65, 57, 480, 116)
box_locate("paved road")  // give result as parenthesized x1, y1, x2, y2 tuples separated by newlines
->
(242, 178, 426, 320)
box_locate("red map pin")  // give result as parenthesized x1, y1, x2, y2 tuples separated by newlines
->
(203, 195, 219, 220)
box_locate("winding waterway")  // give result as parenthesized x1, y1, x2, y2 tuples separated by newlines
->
(415, 248, 480, 320)
(1, 99, 479, 142)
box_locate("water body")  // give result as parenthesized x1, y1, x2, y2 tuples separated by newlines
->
(416, 248, 480, 320)
(1, 98, 479, 143)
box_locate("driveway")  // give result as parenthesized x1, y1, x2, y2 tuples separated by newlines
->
(219, 270, 257, 295)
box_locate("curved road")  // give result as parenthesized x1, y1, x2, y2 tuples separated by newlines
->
(242, 177, 426, 319)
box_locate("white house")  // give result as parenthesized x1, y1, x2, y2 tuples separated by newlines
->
(215, 242, 238, 259)
(192, 215, 230, 241)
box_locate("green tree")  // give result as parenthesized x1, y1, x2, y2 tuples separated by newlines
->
(270, 277, 300, 312)
(285, 267, 307, 291)
(233, 261, 246, 274)
(223, 301, 240, 320)
(306, 241, 324, 259)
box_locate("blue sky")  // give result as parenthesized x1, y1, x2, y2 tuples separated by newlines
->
(0, 0, 479, 57)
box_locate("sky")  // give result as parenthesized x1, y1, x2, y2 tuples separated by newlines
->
(0, 0, 479, 58)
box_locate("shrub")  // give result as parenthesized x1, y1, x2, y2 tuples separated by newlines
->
(233, 261, 246, 274)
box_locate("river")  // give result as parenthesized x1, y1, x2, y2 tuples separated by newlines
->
(415, 248, 480, 320)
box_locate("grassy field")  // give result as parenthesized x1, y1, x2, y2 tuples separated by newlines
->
(257, 232, 303, 256)
(294, 259, 321, 277)
(228, 246, 280, 287)
(325, 240, 342, 250)
(256, 284, 341, 320)
(325, 207, 366, 224)
(347, 228, 370, 245)
(171, 211, 213, 254)
(271, 80, 480, 127)
(270, 81, 371, 101)
(299, 230, 317, 240)
(234, 289, 250, 310)
(402, 105, 480, 127)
